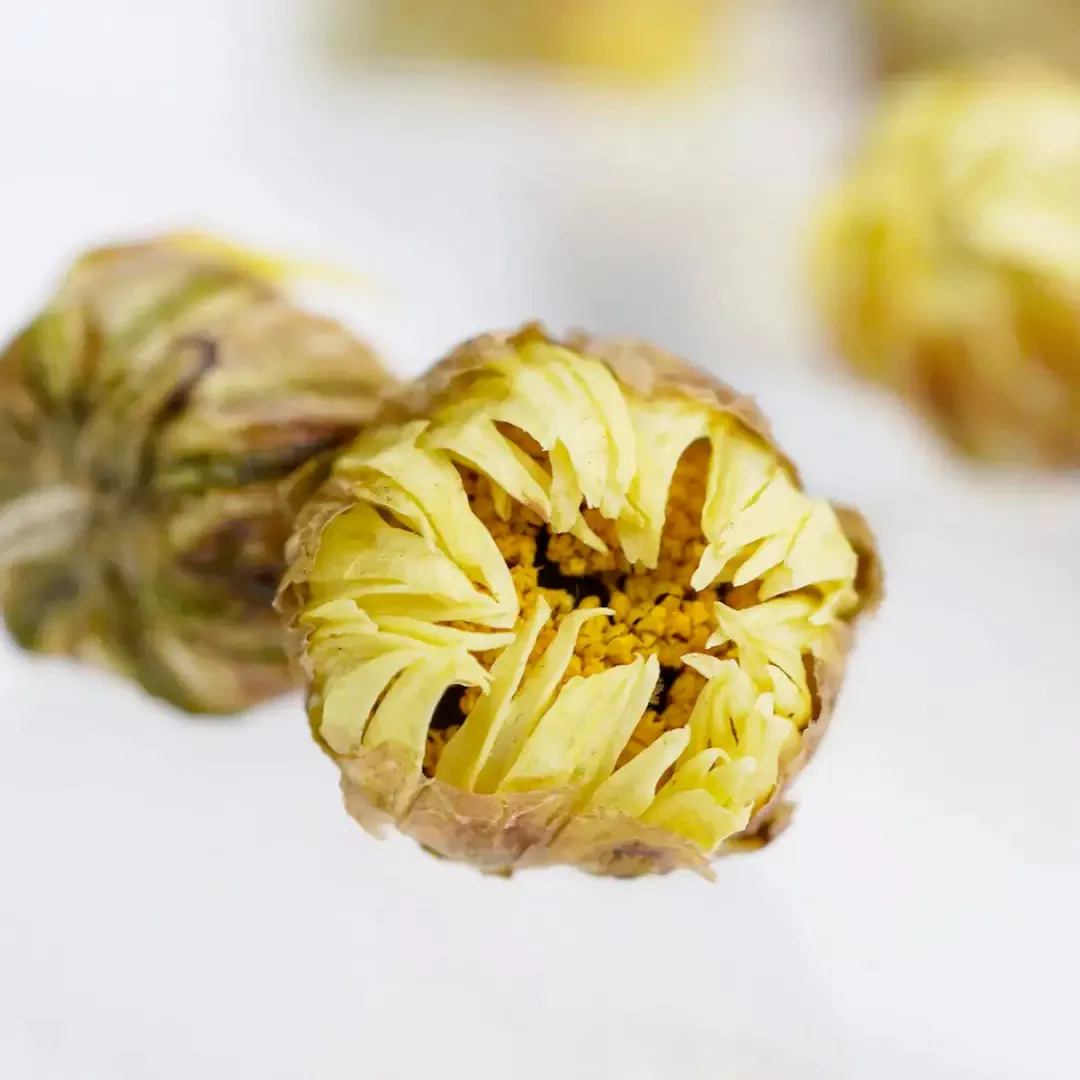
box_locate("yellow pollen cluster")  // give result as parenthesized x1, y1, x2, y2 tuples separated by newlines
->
(425, 444, 726, 777)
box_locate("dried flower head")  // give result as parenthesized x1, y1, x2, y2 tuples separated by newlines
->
(279, 326, 879, 877)
(861, 0, 1080, 77)
(0, 234, 392, 713)
(364, 0, 725, 81)
(814, 64, 1080, 465)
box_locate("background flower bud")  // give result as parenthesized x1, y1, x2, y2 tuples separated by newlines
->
(0, 234, 394, 713)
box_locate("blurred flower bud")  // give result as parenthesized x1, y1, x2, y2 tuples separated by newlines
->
(814, 65, 1080, 464)
(0, 234, 394, 713)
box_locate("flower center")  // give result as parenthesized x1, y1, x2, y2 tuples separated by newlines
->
(424, 441, 741, 777)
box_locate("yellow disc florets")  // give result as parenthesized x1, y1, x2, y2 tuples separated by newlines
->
(292, 328, 866, 866)
(440, 447, 720, 776)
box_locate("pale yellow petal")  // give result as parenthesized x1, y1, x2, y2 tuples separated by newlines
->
(352, 590, 513, 627)
(681, 652, 730, 681)
(707, 669, 759, 753)
(570, 513, 610, 554)
(587, 726, 691, 817)
(684, 678, 717, 759)
(548, 440, 583, 532)
(557, 347, 637, 504)
(701, 420, 777, 544)
(349, 474, 439, 550)
(498, 664, 640, 793)
(652, 748, 730, 808)
(321, 650, 428, 755)
(362, 653, 489, 768)
(759, 502, 858, 601)
(566, 659, 646, 788)
(695, 472, 807, 590)
(528, 348, 616, 516)
(309, 612, 515, 667)
(302, 596, 378, 629)
(768, 661, 812, 728)
(372, 616, 517, 654)
(681, 654, 743, 758)
(729, 527, 801, 588)
(617, 399, 709, 568)
(643, 789, 751, 852)
(423, 415, 551, 518)
(492, 485, 513, 520)
(311, 503, 511, 626)
(485, 359, 563, 452)
(707, 597, 823, 663)
(346, 434, 518, 618)
(436, 598, 551, 790)
(688, 545, 730, 595)
(704, 757, 762, 810)
(587, 654, 662, 788)
(475, 606, 613, 793)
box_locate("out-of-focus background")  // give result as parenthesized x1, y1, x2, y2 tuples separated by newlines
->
(2, 2, 1079, 1078)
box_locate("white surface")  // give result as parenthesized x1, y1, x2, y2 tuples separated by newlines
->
(3, 3, 1080, 1079)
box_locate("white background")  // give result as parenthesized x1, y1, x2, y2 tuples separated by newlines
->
(2, 2, 1080, 1078)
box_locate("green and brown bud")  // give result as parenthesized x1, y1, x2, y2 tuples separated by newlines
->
(0, 233, 394, 714)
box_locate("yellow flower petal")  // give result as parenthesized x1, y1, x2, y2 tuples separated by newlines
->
(423, 415, 552, 519)
(569, 513, 610, 554)
(312, 504, 511, 626)
(549, 440, 584, 532)
(708, 597, 822, 667)
(498, 663, 642, 793)
(700, 420, 776, 542)
(338, 427, 518, 619)
(321, 650, 428, 755)
(729, 528, 800, 588)
(559, 346, 637, 505)
(694, 472, 807, 590)
(436, 598, 551, 790)
(586, 654, 663, 791)
(681, 654, 741, 757)
(587, 726, 691, 818)
(475, 605, 613, 793)
(344, 474, 440, 551)
(362, 652, 489, 769)
(618, 399, 709, 568)
(643, 789, 751, 852)
(482, 358, 564, 453)
(768, 661, 812, 729)
(307, 610, 517, 674)
(760, 502, 859, 602)
(702, 757, 761, 809)
(652, 748, 730, 808)
(370, 616, 517, 654)
(528, 346, 622, 517)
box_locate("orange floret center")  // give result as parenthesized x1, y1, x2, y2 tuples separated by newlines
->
(424, 442, 741, 777)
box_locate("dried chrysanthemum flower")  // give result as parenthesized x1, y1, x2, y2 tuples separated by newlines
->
(813, 65, 1080, 465)
(0, 234, 392, 713)
(279, 326, 879, 877)
(363, 0, 726, 81)
(859, 0, 1080, 77)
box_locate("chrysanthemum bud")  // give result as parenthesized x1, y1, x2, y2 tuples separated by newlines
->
(366, 0, 726, 81)
(0, 234, 393, 713)
(860, 1, 1080, 77)
(814, 65, 1080, 465)
(279, 326, 879, 877)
